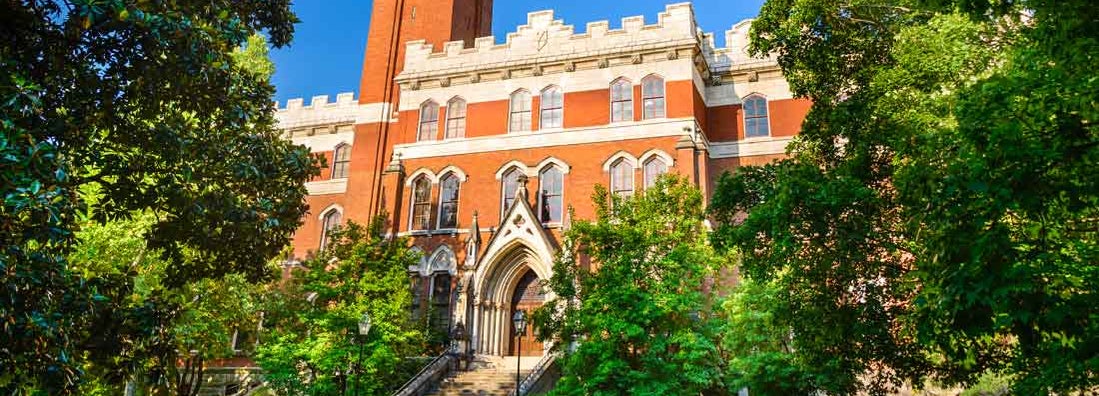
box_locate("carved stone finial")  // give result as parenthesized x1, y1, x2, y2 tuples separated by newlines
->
(386, 151, 404, 173)
(516, 175, 529, 197)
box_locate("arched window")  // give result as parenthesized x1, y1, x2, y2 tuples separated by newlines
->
(509, 90, 532, 132)
(501, 167, 522, 216)
(610, 159, 634, 198)
(410, 176, 432, 231)
(744, 95, 770, 138)
(331, 143, 350, 179)
(319, 209, 342, 251)
(437, 173, 461, 229)
(539, 166, 564, 223)
(643, 157, 668, 189)
(540, 86, 563, 129)
(610, 79, 633, 122)
(445, 98, 466, 139)
(641, 75, 666, 119)
(418, 101, 439, 141)
(429, 270, 452, 333)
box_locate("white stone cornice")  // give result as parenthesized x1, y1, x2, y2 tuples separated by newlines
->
(305, 178, 348, 195)
(708, 136, 795, 159)
(394, 118, 695, 160)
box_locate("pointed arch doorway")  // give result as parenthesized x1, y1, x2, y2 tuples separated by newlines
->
(508, 269, 544, 356)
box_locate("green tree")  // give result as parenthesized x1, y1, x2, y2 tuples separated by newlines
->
(534, 176, 726, 395)
(255, 220, 428, 396)
(712, 0, 1097, 394)
(1, 2, 320, 393)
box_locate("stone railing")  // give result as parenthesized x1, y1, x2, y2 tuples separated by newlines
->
(513, 352, 559, 396)
(391, 349, 458, 396)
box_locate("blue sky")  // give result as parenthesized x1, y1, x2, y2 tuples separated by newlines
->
(270, 0, 766, 105)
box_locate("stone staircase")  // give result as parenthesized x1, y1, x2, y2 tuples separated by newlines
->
(425, 356, 538, 396)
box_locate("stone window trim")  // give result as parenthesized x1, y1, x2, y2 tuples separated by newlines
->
(743, 93, 771, 138)
(641, 74, 666, 120)
(609, 77, 634, 123)
(509, 89, 532, 133)
(330, 142, 351, 179)
(643, 156, 669, 189)
(537, 165, 565, 224)
(500, 166, 524, 219)
(436, 172, 462, 230)
(445, 97, 467, 139)
(409, 175, 433, 231)
(539, 85, 564, 130)
(609, 158, 635, 198)
(319, 206, 343, 251)
(418, 100, 440, 142)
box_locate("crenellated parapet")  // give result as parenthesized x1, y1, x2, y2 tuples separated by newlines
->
(275, 92, 392, 135)
(703, 19, 779, 76)
(395, 2, 778, 93)
(396, 3, 700, 88)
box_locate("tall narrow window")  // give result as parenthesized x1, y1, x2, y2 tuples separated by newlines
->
(410, 176, 432, 231)
(509, 90, 532, 132)
(445, 98, 466, 139)
(610, 159, 634, 198)
(540, 86, 563, 129)
(501, 167, 522, 216)
(641, 75, 666, 119)
(320, 209, 342, 251)
(539, 166, 564, 223)
(744, 95, 770, 138)
(610, 79, 633, 122)
(643, 157, 668, 189)
(430, 272, 452, 333)
(331, 143, 350, 179)
(437, 173, 460, 229)
(410, 275, 424, 319)
(418, 101, 439, 141)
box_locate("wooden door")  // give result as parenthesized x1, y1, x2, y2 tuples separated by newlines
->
(508, 270, 544, 356)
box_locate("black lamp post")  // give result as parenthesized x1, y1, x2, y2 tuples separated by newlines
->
(512, 310, 527, 396)
(353, 312, 372, 396)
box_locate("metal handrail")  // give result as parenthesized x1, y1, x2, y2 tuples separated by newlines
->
(391, 347, 454, 396)
(513, 352, 557, 396)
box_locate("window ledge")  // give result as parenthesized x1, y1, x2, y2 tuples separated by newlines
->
(397, 229, 472, 237)
(305, 178, 348, 195)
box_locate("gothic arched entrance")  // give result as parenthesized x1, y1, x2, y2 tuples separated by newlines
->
(508, 269, 544, 356)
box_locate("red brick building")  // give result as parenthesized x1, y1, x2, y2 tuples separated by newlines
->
(274, 0, 808, 363)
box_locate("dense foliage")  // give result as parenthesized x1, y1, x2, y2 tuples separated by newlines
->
(534, 177, 727, 395)
(255, 220, 429, 396)
(711, 0, 1098, 394)
(1, 1, 320, 393)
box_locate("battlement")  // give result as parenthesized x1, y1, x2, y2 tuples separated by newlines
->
(275, 92, 388, 131)
(704, 19, 778, 74)
(398, 3, 699, 79)
(276, 92, 357, 112)
(396, 2, 776, 85)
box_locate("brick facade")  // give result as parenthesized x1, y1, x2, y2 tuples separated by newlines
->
(273, 1, 810, 360)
